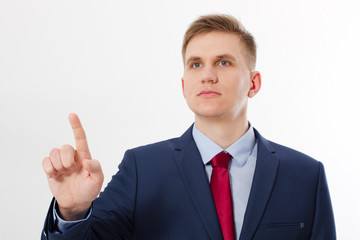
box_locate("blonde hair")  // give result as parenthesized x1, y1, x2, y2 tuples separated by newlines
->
(182, 14, 257, 70)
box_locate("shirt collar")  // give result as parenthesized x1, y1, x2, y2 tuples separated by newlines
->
(192, 123, 256, 167)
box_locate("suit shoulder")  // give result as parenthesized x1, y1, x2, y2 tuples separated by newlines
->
(268, 140, 320, 168)
(128, 137, 179, 154)
(254, 128, 320, 167)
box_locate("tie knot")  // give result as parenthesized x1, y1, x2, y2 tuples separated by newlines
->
(211, 152, 231, 169)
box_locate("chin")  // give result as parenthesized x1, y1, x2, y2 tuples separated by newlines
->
(194, 108, 226, 119)
(188, 102, 228, 118)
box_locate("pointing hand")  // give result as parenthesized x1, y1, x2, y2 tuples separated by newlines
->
(42, 113, 104, 220)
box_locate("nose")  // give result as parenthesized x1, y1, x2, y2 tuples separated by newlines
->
(201, 67, 218, 84)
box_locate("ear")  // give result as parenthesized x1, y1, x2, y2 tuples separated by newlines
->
(248, 71, 261, 98)
(181, 77, 186, 98)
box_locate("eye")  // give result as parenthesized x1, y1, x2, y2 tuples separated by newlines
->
(192, 62, 201, 68)
(219, 60, 230, 66)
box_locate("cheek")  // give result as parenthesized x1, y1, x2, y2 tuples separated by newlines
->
(182, 80, 193, 99)
(223, 76, 246, 91)
(183, 75, 196, 92)
(231, 73, 251, 91)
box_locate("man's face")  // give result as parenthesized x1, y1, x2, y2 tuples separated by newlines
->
(182, 31, 260, 122)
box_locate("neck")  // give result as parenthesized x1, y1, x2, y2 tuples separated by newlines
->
(194, 114, 249, 149)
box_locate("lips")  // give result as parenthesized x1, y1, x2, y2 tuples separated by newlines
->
(197, 90, 221, 97)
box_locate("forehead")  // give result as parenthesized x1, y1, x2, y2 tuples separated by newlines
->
(185, 31, 245, 63)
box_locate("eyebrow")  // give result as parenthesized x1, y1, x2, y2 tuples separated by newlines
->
(216, 54, 237, 62)
(185, 56, 201, 65)
(185, 54, 237, 65)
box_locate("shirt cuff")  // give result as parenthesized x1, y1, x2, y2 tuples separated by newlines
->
(52, 200, 92, 233)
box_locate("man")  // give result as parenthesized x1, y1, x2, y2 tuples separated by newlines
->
(41, 14, 336, 239)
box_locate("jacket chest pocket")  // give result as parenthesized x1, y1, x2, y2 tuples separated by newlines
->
(265, 221, 305, 230)
(252, 222, 310, 240)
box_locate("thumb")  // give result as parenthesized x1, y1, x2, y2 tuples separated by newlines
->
(83, 159, 104, 182)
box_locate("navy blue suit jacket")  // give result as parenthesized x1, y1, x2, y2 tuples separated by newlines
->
(42, 126, 336, 239)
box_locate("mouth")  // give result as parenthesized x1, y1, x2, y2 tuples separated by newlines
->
(197, 90, 221, 97)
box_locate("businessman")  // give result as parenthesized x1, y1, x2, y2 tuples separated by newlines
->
(41, 14, 336, 239)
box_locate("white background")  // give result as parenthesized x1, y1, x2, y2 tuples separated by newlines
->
(1, 0, 359, 239)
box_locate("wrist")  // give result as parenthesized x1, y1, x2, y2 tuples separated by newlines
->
(56, 202, 91, 221)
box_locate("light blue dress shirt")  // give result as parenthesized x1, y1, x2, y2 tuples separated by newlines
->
(55, 124, 258, 238)
(192, 124, 258, 239)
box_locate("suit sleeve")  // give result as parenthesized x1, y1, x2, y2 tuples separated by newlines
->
(41, 150, 138, 240)
(309, 162, 336, 239)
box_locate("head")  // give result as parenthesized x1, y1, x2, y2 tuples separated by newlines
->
(182, 14, 257, 71)
(181, 14, 261, 125)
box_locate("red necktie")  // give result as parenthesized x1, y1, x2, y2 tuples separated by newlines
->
(210, 152, 235, 240)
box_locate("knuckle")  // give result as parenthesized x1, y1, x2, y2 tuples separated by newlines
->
(49, 148, 60, 159)
(60, 144, 74, 152)
(42, 157, 49, 166)
(46, 168, 56, 176)
(50, 148, 59, 154)
(50, 156, 64, 171)
(60, 146, 75, 169)
(63, 159, 76, 169)
(42, 158, 54, 174)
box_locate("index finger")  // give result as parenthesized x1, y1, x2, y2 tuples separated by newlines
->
(68, 113, 92, 160)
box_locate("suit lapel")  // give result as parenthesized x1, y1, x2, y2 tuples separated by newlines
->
(173, 125, 223, 240)
(239, 129, 279, 240)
